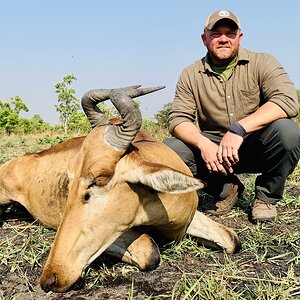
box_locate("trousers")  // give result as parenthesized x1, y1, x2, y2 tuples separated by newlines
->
(164, 119, 300, 203)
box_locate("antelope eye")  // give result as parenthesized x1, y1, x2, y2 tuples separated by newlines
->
(84, 192, 91, 202)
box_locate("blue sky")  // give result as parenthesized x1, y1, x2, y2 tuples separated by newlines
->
(1, 1, 300, 124)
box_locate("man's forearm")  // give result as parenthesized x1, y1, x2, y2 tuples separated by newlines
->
(173, 122, 209, 149)
(238, 102, 288, 133)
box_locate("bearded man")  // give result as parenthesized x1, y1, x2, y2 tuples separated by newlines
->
(164, 9, 300, 221)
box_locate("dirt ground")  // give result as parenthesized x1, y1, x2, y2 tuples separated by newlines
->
(0, 183, 299, 300)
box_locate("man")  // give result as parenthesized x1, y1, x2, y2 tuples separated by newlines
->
(165, 9, 300, 221)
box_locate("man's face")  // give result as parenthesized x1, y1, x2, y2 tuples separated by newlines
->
(201, 22, 243, 65)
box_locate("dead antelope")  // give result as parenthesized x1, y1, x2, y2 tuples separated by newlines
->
(0, 85, 240, 292)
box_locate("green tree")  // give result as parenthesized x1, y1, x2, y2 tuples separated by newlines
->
(154, 102, 172, 129)
(55, 74, 80, 134)
(31, 114, 51, 132)
(0, 96, 29, 134)
(68, 101, 118, 134)
(68, 110, 91, 134)
(17, 114, 51, 134)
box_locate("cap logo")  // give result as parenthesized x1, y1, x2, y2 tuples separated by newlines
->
(218, 10, 230, 17)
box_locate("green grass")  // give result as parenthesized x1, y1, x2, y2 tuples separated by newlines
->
(0, 221, 53, 272)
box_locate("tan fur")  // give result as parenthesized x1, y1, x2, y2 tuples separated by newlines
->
(0, 127, 240, 293)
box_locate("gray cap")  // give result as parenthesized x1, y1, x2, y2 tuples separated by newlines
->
(204, 9, 241, 30)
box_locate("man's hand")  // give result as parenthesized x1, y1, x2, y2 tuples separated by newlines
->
(217, 132, 244, 173)
(199, 138, 228, 175)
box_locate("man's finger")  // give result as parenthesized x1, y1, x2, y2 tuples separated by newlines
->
(232, 148, 239, 163)
(217, 146, 223, 163)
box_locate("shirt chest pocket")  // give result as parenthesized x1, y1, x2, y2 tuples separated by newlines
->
(239, 87, 260, 115)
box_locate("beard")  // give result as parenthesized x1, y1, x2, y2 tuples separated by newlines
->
(209, 45, 239, 65)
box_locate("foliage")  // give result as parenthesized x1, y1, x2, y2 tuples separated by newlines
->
(139, 102, 172, 139)
(142, 118, 170, 139)
(0, 94, 51, 135)
(154, 102, 172, 129)
(54, 73, 120, 134)
(0, 96, 29, 135)
(37, 135, 67, 146)
(55, 74, 80, 134)
(68, 110, 91, 134)
(97, 102, 117, 119)
(17, 115, 51, 134)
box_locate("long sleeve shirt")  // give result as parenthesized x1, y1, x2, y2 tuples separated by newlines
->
(168, 47, 299, 137)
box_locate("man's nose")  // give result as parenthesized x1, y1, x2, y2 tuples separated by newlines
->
(218, 34, 230, 42)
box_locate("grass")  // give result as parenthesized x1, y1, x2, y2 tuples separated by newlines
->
(0, 133, 70, 162)
(0, 133, 299, 300)
(0, 221, 53, 272)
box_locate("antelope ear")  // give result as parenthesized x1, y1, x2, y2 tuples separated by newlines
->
(116, 157, 205, 193)
(138, 166, 205, 193)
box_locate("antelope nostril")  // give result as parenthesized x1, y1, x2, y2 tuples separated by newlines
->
(41, 273, 57, 292)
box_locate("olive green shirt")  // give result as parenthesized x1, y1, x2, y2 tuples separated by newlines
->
(168, 47, 299, 137)
(211, 57, 237, 81)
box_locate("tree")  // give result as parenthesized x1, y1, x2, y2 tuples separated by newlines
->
(55, 74, 80, 134)
(0, 96, 29, 134)
(18, 114, 51, 134)
(154, 102, 172, 129)
(68, 110, 91, 134)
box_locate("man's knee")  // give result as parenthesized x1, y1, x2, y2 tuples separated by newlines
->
(163, 138, 198, 175)
(163, 138, 192, 160)
(263, 119, 300, 151)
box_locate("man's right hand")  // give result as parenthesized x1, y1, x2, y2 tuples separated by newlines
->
(198, 138, 228, 175)
(173, 122, 228, 175)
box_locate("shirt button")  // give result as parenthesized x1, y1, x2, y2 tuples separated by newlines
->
(230, 113, 234, 116)
(227, 96, 231, 99)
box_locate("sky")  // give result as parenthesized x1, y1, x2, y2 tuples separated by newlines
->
(1, 1, 300, 125)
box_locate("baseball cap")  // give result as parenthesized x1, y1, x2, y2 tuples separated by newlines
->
(204, 9, 241, 30)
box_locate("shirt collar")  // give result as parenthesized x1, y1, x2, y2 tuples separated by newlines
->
(199, 47, 249, 73)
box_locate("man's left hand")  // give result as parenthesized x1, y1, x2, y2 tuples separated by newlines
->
(217, 132, 244, 173)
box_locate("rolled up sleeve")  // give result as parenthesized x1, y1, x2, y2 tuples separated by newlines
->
(259, 54, 299, 117)
(168, 68, 197, 135)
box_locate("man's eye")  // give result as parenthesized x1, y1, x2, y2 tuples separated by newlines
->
(210, 32, 237, 38)
(211, 32, 222, 38)
(226, 33, 237, 38)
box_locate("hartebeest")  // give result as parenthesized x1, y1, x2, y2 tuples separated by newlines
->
(0, 85, 240, 292)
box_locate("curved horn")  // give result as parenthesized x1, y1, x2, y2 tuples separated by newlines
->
(81, 85, 165, 150)
(81, 88, 111, 128)
(81, 85, 165, 129)
(81, 85, 143, 128)
(104, 88, 142, 150)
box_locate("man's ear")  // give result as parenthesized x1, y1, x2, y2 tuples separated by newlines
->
(201, 32, 207, 46)
(238, 31, 243, 42)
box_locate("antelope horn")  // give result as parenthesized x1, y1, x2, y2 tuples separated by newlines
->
(81, 85, 165, 150)
(104, 88, 141, 150)
(81, 88, 113, 128)
(122, 85, 165, 98)
(80, 85, 147, 125)
(81, 85, 165, 128)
